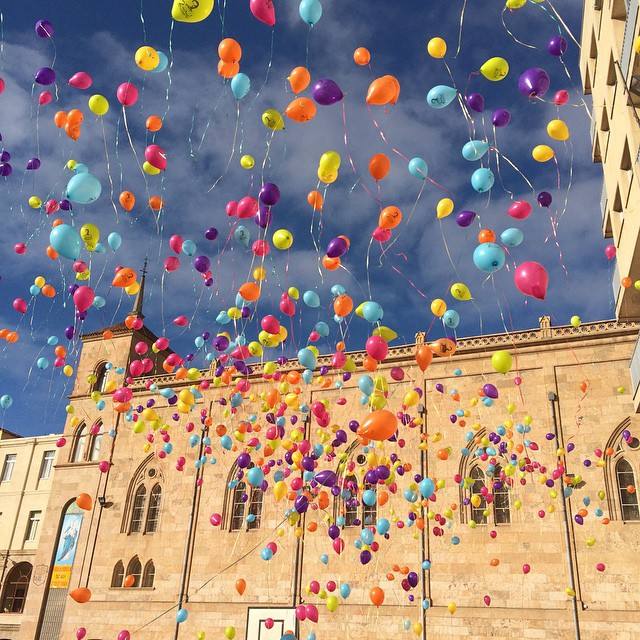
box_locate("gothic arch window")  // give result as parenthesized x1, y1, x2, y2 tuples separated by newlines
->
(145, 484, 162, 534)
(111, 560, 124, 588)
(469, 466, 488, 525)
(362, 483, 377, 525)
(142, 560, 155, 588)
(126, 556, 142, 588)
(603, 419, 640, 521)
(224, 463, 263, 532)
(121, 454, 164, 534)
(342, 475, 360, 527)
(229, 480, 247, 531)
(491, 466, 511, 525)
(616, 459, 640, 521)
(71, 423, 88, 463)
(247, 487, 263, 531)
(93, 362, 109, 393)
(1, 562, 32, 613)
(88, 421, 103, 462)
(130, 486, 147, 533)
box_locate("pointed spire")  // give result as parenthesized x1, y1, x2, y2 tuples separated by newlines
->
(131, 257, 147, 319)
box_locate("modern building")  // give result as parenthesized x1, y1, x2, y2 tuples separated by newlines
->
(9, 278, 640, 640)
(0, 430, 61, 639)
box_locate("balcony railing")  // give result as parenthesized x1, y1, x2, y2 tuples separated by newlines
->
(601, 182, 608, 221)
(621, 0, 639, 77)
(630, 330, 640, 396)
(613, 260, 622, 308)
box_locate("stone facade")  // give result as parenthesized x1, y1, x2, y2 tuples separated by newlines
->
(10, 315, 640, 640)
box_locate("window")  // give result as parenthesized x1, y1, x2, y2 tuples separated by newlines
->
(469, 466, 488, 525)
(89, 433, 102, 462)
(343, 475, 359, 527)
(25, 511, 42, 542)
(1, 454, 16, 482)
(616, 458, 640, 521)
(362, 483, 377, 525)
(142, 560, 155, 588)
(492, 467, 511, 525)
(125, 556, 142, 588)
(607, 53, 617, 86)
(39, 450, 55, 480)
(94, 362, 108, 393)
(130, 485, 147, 533)
(0, 562, 32, 613)
(111, 560, 124, 588)
(230, 481, 247, 532)
(247, 488, 263, 530)
(621, 139, 632, 171)
(71, 425, 88, 463)
(145, 484, 162, 533)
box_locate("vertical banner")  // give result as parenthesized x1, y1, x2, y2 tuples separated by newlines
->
(50, 511, 83, 588)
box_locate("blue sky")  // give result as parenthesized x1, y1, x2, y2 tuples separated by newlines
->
(0, 1, 614, 435)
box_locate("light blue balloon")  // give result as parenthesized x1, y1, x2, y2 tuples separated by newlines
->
(426, 85, 457, 109)
(152, 50, 169, 73)
(422, 598, 431, 610)
(320, 553, 329, 565)
(37, 357, 49, 370)
(358, 375, 374, 396)
(176, 608, 188, 623)
(408, 157, 428, 179)
(314, 321, 330, 337)
(231, 73, 251, 100)
(0, 395, 13, 409)
(261, 547, 273, 561)
(50, 224, 81, 260)
(65, 171, 101, 204)
(302, 369, 313, 384)
(94, 242, 106, 254)
(216, 310, 231, 324)
(194, 336, 205, 348)
(500, 227, 524, 247)
(47, 336, 58, 346)
(360, 527, 374, 544)
(442, 309, 460, 329)
(340, 583, 351, 598)
(247, 466, 264, 487)
(107, 232, 122, 251)
(473, 242, 505, 273)
(303, 290, 320, 308)
(362, 489, 376, 507)
(462, 140, 490, 161)
(361, 301, 383, 323)
(93, 296, 106, 309)
(30, 284, 41, 296)
(73, 163, 89, 174)
(163, 442, 173, 454)
(299, 0, 323, 25)
(96, 400, 105, 410)
(220, 435, 232, 450)
(422, 560, 431, 571)
(471, 167, 495, 193)
(234, 225, 250, 247)
(419, 477, 435, 499)
(331, 284, 346, 296)
(298, 348, 317, 370)
(182, 239, 196, 256)
(377, 518, 390, 535)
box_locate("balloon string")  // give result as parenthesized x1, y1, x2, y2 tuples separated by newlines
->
(545, 0, 581, 48)
(139, 0, 147, 42)
(390, 264, 429, 300)
(101, 119, 119, 223)
(208, 101, 240, 192)
(455, 0, 468, 57)
(492, 129, 514, 200)
(121, 105, 145, 177)
(500, 7, 537, 49)
(161, 20, 175, 124)
(252, 27, 276, 106)
(260, 129, 276, 186)
(341, 102, 358, 176)
(557, 137, 574, 224)
(495, 150, 536, 195)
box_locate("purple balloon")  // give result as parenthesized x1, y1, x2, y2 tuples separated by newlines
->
(465, 92, 485, 113)
(518, 68, 550, 98)
(35, 67, 56, 85)
(326, 236, 348, 258)
(0, 151, 10, 162)
(59, 199, 72, 211)
(259, 182, 280, 206)
(547, 36, 567, 57)
(537, 191, 552, 207)
(456, 210, 476, 227)
(315, 470, 337, 486)
(0, 162, 12, 177)
(64, 325, 75, 340)
(254, 202, 272, 229)
(360, 550, 372, 565)
(492, 108, 511, 127)
(311, 78, 344, 106)
(328, 524, 340, 539)
(237, 452, 251, 468)
(205, 227, 218, 240)
(483, 383, 498, 399)
(294, 494, 309, 513)
(26, 157, 41, 170)
(35, 20, 54, 38)
(193, 255, 210, 273)
(407, 571, 419, 588)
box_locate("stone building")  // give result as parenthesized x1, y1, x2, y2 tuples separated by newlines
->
(9, 284, 640, 640)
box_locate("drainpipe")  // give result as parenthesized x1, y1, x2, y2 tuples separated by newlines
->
(418, 403, 429, 640)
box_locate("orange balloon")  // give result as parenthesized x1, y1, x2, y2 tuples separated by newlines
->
(353, 47, 371, 66)
(65, 122, 82, 141)
(333, 294, 353, 317)
(5, 332, 19, 344)
(621, 276, 632, 288)
(357, 409, 397, 441)
(288, 66, 311, 94)
(363, 355, 378, 372)
(54, 111, 68, 128)
(322, 255, 341, 271)
(369, 586, 385, 607)
(218, 38, 242, 63)
(317, 490, 329, 510)
(146, 114, 163, 132)
(378, 490, 389, 506)
(218, 60, 240, 79)
(67, 109, 84, 125)
(239, 281, 260, 301)
(285, 97, 317, 122)
(0, 329, 8, 339)
(378, 205, 403, 230)
(307, 521, 318, 532)
(368, 153, 390, 181)
(52, 218, 64, 227)
(149, 195, 164, 211)
(478, 228, 496, 244)
(112, 268, 136, 288)
(366, 75, 400, 106)
(75, 493, 93, 511)
(55, 345, 67, 358)
(430, 338, 457, 357)
(124, 574, 136, 588)
(307, 190, 324, 211)
(119, 191, 136, 212)
(41, 284, 56, 298)
(46, 245, 59, 260)
(415, 345, 433, 372)
(235, 578, 246, 595)
(69, 587, 92, 604)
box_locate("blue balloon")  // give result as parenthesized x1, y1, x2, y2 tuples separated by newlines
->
(320, 553, 329, 565)
(216, 310, 232, 324)
(47, 336, 58, 346)
(340, 583, 351, 598)
(298, 348, 317, 370)
(314, 321, 330, 337)
(247, 466, 264, 487)
(500, 227, 524, 247)
(50, 224, 81, 260)
(261, 547, 274, 561)
(358, 375, 374, 395)
(303, 290, 320, 307)
(426, 85, 457, 109)
(362, 489, 376, 507)
(182, 239, 196, 256)
(377, 518, 390, 535)
(176, 608, 188, 623)
(194, 336, 205, 348)
(0, 394, 13, 409)
(331, 284, 346, 296)
(65, 171, 101, 204)
(152, 50, 169, 73)
(442, 309, 460, 329)
(221, 435, 232, 450)
(462, 140, 490, 161)
(408, 157, 428, 179)
(473, 242, 505, 273)
(471, 167, 495, 193)
(419, 477, 435, 499)
(361, 527, 374, 544)
(302, 369, 313, 384)
(107, 232, 122, 251)
(231, 73, 251, 100)
(361, 301, 383, 323)
(94, 243, 106, 254)
(30, 285, 41, 296)
(299, 0, 323, 25)
(234, 225, 250, 248)
(36, 357, 49, 370)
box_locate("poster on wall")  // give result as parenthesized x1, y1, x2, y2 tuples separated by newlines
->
(49, 512, 83, 588)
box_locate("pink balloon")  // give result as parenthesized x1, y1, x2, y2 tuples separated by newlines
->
(68, 72, 93, 89)
(169, 235, 183, 254)
(141, 358, 154, 373)
(0, 78, 5, 94)
(604, 244, 616, 260)
(117, 631, 130, 640)
(113, 387, 133, 403)
(39, 90, 53, 105)
(332, 351, 346, 368)
(76, 628, 87, 640)
(261, 315, 280, 335)
(507, 200, 532, 220)
(166, 353, 183, 367)
(365, 335, 388, 361)
(308, 330, 320, 342)
(305, 604, 319, 622)
(295, 605, 307, 621)
(155, 337, 170, 350)
(250, 0, 276, 26)
(252, 239, 269, 257)
(12, 298, 27, 314)
(145, 144, 167, 171)
(237, 196, 259, 219)
(116, 82, 138, 107)
(135, 341, 148, 355)
(553, 89, 569, 106)
(129, 359, 144, 376)
(514, 262, 548, 300)
(231, 345, 251, 360)
(483, 595, 491, 606)
(73, 286, 95, 312)
(45, 199, 59, 214)
(164, 256, 180, 272)
(98, 461, 110, 473)
(309, 580, 320, 594)
(226, 200, 238, 217)
(332, 537, 345, 554)
(279, 294, 296, 317)
(264, 619, 274, 630)
(173, 315, 189, 327)
(372, 226, 392, 242)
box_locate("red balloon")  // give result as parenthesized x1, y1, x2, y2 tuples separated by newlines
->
(73, 286, 95, 312)
(553, 90, 569, 106)
(12, 298, 27, 314)
(514, 262, 548, 300)
(116, 82, 138, 107)
(507, 200, 532, 220)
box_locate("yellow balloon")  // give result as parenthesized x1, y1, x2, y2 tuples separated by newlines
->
(63, 364, 74, 377)
(227, 307, 242, 320)
(80, 223, 99, 250)
(430, 298, 447, 317)
(546, 119, 570, 141)
(259, 331, 280, 347)
(253, 266, 267, 280)
(319, 151, 341, 172)
(135, 46, 159, 71)
(240, 154, 255, 169)
(412, 623, 423, 636)
(125, 281, 141, 296)
(436, 197, 454, 219)
(570, 315, 581, 327)
(179, 389, 195, 405)
(479, 57, 509, 81)
(34, 276, 46, 288)
(248, 341, 263, 357)
(172, 0, 214, 22)
(427, 37, 447, 59)
(403, 390, 420, 407)
(272, 229, 293, 250)
(326, 595, 339, 612)
(262, 109, 285, 131)
(372, 326, 397, 341)
(288, 286, 300, 300)
(318, 169, 338, 184)
(28, 196, 42, 209)
(447, 602, 457, 615)
(224, 627, 236, 640)
(263, 361, 277, 375)
(450, 282, 471, 301)
(532, 144, 555, 162)
(506, 0, 527, 8)
(274, 481, 287, 501)
(88, 94, 109, 116)
(66, 159, 77, 170)
(143, 161, 161, 175)
(75, 270, 91, 282)
(278, 325, 288, 341)
(636, 35, 640, 54)
(197, 632, 206, 640)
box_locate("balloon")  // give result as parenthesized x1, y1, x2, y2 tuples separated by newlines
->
(303, 290, 320, 307)
(262, 109, 285, 131)
(176, 609, 188, 623)
(299, 0, 323, 25)
(605, 244, 617, 260)
(119, 191, 135, 211)
(326, 237, 349, 258)
(50, 224, 81, 260)
(285, 97, 317, 122)
(145, 144, 167, 171)
(234, 226, 250, 247)
(80, 223, 99, 249)
(35, 67, 56, 85)
(116, 82, 139, 107)
(172, 0, 214, 22)
(272, 229, 293, 250)
(218, 38, 242, 63)
(379, 206, 403, 229)
(426, 85, 457, 108)
(69, 72, 93, 89)
(88, 94, 109, 116)
(108, 232, 122, 251)
(312, 78, 343, 106)
(288, 66, 311, 94)
(153, 51, 169, 72)
(451, 283, 471, 301)
(466, 93, 484, 113)
(479, 57, 509, 81)
(231, 73, 251, 100)
(419, 477, 435, 498)
(430, 298, 446, 317)
(532, 145, 555, 162)
(473, 243, 505, 273)
(354, 47, 371, 65)
(76, 493, 93, 510)
(462, 140, 489, 161)
(554, 90, 569, 105)
(240, 155, 255, 169)
(194, 256, 211, 273)
(456, 210, 476, 227)
(366, 75, 400, 106)
(443, 309, 460, 329)
(135, 46, 159, 71)
(507, 201, 532, 220)
(491, 350, 513, 374)
(547, 119, 570, 141)
(69, 588, 91, 603)
(35, 19, 54, 37)
(366, 336, 388, 360)
(369, 587, 385, 607)
(518, 68, 550, 98)
(427, 37, 447, 58)
(250, 0, 276, 25)
(492, 108, 511, 127)
(112, 268, 136, 288)
(436, 198, 454, 219)
(0, 395, 13, 409)
(471, 168, 494, 193)
(369, 153, 390, 181)
(13, 298, 27, 314)
(500, 227, 524, 247)
(239, 282, 260, 301)
(537, 191, 552, 207)
(548, 35, 568, 56)
(218, 60, 239, 78)
(358, 410, 397, 441)
(66, 172, 101, 204)
(514, 261, 549, 300)
(408, 157, 428, 179)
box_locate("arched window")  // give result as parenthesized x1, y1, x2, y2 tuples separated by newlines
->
(94, 362, 108, 393)
(71, 424, 88, 463)
(142, 560, 155, 588)
(616, 458, 640, 521)
(89, 433, 102, 462)
(145, 484, 162, 534)
(111, 560, 124, 588)
(362, 483, 377, 525)
(1, 562, 32, 613)
(469, 466, 487, 525)
(492, 466, 511, 525)
(230, 481, 247, 532)
(130, 486, 147, 533)
(343, 475, 359, 527)
(247, 488, 263, 530)
(126, 556, 142, 588)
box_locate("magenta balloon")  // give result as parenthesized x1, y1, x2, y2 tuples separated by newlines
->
(249, 0, 276, 26)
(73, 286, 95, 312)
(514, 261, 549, 300)
(68, 72, 93, 89)
(116, 82, 138, 106)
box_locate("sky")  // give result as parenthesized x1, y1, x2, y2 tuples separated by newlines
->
(0, 1, 615, 436)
